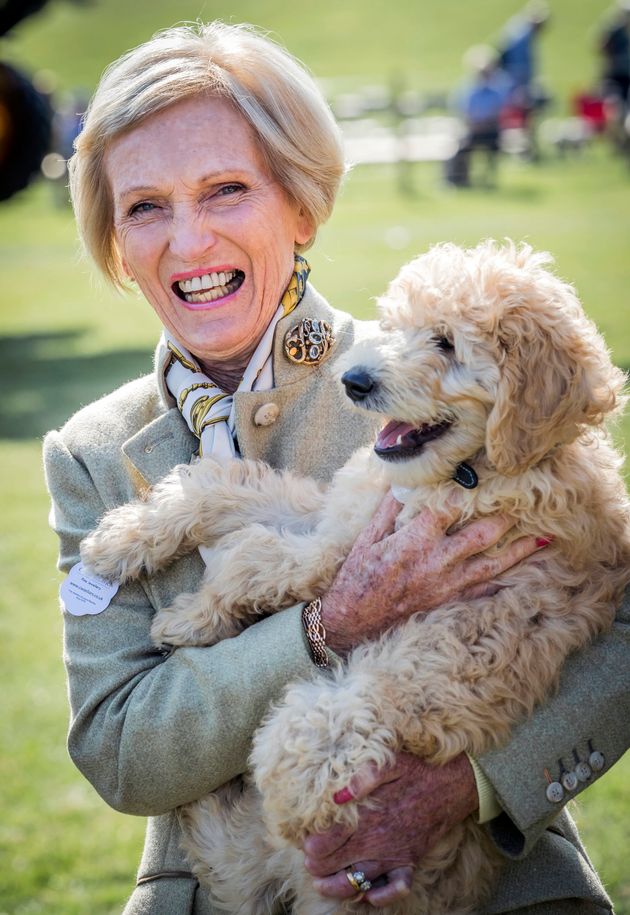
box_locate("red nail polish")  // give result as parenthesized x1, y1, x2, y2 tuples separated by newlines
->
(536, 535, 554, 548)
(333, 787, 353, 804)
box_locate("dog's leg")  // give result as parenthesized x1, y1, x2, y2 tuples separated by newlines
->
(81, 456, 328, 583)
(151, 459, 386, 648)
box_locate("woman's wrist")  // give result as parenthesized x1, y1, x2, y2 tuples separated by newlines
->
(302, 598, 330, 668)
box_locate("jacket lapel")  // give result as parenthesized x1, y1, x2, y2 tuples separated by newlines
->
(122, 409, 197, 491)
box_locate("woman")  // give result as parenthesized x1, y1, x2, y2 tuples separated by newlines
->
(44, 22, 625, 914)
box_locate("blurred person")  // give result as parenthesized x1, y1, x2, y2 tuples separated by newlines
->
(446, 45, 511, 188)
(598, 1, 630, 155)
(42, 20, 628, 915)
(599, 0, 630, 105)
(498, 1, 551, 158)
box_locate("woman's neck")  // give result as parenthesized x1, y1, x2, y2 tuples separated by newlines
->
(197, 352, 251, 394)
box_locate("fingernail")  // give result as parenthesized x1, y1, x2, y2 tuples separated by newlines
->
(536, 535, 554, 548)
(333, 786, 354, 804)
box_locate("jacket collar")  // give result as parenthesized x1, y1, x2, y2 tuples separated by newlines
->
(123, 283, 343, 490)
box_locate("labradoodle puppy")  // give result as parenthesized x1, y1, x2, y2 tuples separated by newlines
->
(82, 241, 630, 915)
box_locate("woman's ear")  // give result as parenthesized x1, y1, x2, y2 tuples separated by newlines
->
(121, 257, 136, 283)
(294, 208, 315, 247)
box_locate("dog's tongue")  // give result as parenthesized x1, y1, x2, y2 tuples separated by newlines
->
(376, 420, 417, 450)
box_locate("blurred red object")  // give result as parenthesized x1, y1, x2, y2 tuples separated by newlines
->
(499, 104, 529, 129)
(572, 94, 607, 133)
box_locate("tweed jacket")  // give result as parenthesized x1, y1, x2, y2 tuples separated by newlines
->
(44, 285, 627, 914)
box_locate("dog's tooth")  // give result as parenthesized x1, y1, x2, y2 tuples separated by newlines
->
(396, 434, 403, 446)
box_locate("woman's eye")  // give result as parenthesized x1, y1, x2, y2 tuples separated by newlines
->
(129, 201, 156, 216)
(434, 335, 455, 352)
(217, 183, 244, 196)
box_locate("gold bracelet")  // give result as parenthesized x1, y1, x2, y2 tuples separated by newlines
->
(302, 597, 329, 668)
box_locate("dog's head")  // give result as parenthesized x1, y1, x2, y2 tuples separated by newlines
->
(338, 240, 625, 487)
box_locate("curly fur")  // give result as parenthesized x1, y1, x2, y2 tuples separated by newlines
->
(82, 240, 630, 914)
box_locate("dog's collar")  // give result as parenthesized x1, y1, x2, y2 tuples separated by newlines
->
(453, 462, 479, 489)
(389, 462, 478, 504)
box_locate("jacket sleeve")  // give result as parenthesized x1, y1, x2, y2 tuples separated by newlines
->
(477, 587, 630, 858)
(44, 429, 318, 817)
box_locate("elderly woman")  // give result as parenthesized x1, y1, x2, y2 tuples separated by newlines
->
(44, 21, 627, 915)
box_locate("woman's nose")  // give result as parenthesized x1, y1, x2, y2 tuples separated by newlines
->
(168, 213, 218, 262)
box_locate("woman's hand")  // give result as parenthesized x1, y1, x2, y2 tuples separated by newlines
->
(321, 492, 545, 654)
(303, 752, 478, 907)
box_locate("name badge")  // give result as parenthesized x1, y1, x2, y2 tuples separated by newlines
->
(60, 562, 119, 616)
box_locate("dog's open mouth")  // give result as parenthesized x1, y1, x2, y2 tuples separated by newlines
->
(374, 419, 451, 460)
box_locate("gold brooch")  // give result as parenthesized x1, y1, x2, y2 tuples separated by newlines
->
(284, 318, 334, 366)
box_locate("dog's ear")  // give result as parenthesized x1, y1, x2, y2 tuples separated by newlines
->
(485, 289, 625, 476)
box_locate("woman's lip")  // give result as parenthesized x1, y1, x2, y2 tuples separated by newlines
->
(175, 284, 242, 312)
(169, 265, 239, 284)
(178, 289, 241, 311)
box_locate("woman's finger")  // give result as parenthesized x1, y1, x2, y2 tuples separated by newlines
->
(334, 760, 400, 805)
(363, 866, 413, 907)
(462, 533, 549, 588)
(354, 491, 401, 546)
(303, 823, 353, 866)
(404, 500, 465, 541)
(311, 861, 384, 899)
(443, 514, 515, 563)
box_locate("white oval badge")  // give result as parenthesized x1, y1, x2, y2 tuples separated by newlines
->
(60, 562, 119, 616)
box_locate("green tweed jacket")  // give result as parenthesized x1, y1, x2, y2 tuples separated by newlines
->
(44, 284, 627, 914)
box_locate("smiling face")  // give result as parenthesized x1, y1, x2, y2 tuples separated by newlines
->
(105, 95, 313, 372)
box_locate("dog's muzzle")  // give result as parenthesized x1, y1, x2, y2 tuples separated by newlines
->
(341, 367, 375, 402)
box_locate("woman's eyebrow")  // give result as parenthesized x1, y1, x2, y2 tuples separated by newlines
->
(116, 185, 161, 204)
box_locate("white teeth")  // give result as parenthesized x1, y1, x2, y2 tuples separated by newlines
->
(178, 271, 236, 295)
(396, 434, 403, 446)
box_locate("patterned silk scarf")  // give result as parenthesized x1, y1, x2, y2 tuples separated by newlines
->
(164, 255, 310, 462)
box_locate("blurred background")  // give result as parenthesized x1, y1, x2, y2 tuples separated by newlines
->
(1, 1, 629, 912)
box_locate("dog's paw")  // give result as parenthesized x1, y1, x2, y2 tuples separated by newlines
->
(252, 672, 400, 843)
(80, 515, 146, 583)
(150, 592, 243, 649)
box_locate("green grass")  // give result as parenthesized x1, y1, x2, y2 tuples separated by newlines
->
(0, 0, 616, 106)
(1, 0, 629, 911)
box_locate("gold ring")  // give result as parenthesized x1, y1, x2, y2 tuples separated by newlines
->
(346, 869, 372, 893)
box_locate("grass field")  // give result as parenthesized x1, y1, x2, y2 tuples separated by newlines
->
(1, 1, 629, 912)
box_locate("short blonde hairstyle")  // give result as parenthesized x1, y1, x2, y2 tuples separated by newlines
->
(69, 22, 345, 285)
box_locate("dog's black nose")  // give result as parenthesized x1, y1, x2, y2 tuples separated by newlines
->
(341, 368, 375, 402)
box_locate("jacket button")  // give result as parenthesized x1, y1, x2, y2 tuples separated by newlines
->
(589, 750, 605, 772)
(546, 782, 564, 803)
(575, 761, 592, 781)
(561, 771, 578, 792)
(254, 403, 279, 427)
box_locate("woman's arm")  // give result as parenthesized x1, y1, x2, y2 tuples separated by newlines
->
(45, 429, 319, 816)
(477, 585, 630, 857)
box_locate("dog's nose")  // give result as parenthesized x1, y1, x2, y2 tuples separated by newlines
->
(341, 368, 375, 402)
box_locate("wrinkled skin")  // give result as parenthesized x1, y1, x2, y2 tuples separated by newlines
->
(322, 491, 545, 655)
(304, 753, 478, 908)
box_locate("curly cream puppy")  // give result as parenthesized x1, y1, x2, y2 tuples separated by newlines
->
(82, 241, 630, 914)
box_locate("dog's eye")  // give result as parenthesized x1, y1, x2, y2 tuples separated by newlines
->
(434, 335, 455, 353)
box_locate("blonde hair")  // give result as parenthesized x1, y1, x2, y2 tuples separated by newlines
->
(69, 22, 345, 285)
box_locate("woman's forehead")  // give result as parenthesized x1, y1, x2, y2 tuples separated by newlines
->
(105, 96, 267, 198)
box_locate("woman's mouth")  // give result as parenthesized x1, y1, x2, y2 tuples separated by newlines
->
(172, 269, 245, 304)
